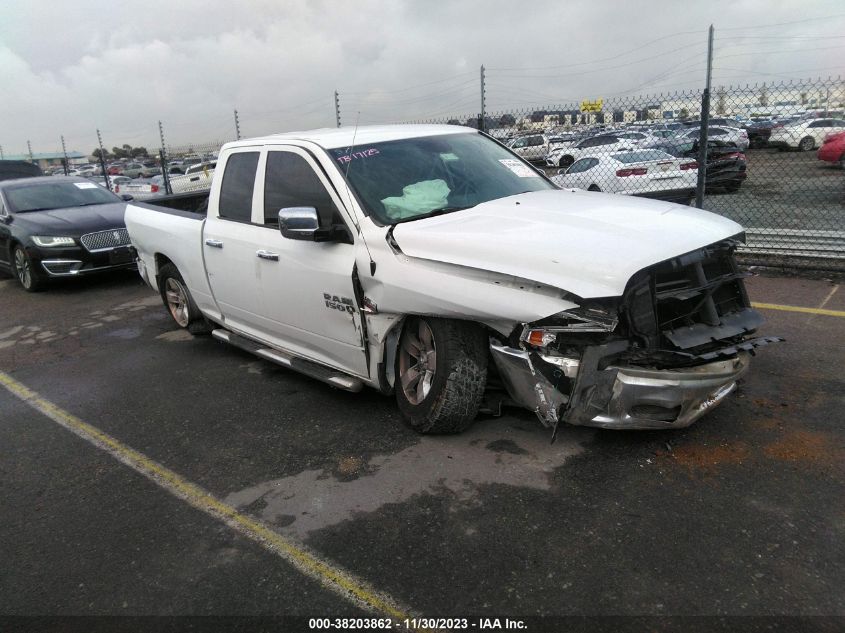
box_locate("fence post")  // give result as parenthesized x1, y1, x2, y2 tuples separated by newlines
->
(158, 120, 172, 194)
(234, 109, 241, 140)
(96, 129, 111, 191)
(695, 25, 714, 209)
(27, 140, 34, 163)
(480, 65, 486, 133)
(60, 135, 69, 176)
(334, 91, 341, 128)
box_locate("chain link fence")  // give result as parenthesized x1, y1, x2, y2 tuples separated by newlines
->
(413, 77, 845, 272)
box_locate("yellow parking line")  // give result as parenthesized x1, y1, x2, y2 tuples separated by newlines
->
(751, 302, 845, 318)
(0, 371, 411, 621)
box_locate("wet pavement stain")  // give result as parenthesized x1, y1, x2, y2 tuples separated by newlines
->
(223, 418, 591, 538)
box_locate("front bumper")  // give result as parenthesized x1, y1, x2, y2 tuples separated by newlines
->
(28, 244, 136, 278)
(491, 342, 752, 430)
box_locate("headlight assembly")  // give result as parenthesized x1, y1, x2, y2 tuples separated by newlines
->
(32, 236, 76, 247)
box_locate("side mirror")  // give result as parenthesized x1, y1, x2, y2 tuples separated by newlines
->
(278, 207, 352, 244)
(121, 194, 134, 201)
(279, 207, 320, 241)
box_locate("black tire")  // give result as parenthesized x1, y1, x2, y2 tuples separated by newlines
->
(587, 184, 601, 192)
(559, 155, 574, 168)
(13, 245, 45, 292)
(395, 317, 487, 434)
(798, 136, 815, 151)
(158, 263, 211, 334)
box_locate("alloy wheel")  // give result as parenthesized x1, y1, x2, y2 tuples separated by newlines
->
(164, 277, 190, 327)
(14, 249, 32, 289)
(398, 319, 437, 405)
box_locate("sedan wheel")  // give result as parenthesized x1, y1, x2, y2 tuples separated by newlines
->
(799, 136, 815, 151)
(13, 246, 43, 292)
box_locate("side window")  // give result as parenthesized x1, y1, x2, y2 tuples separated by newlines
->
(512, 138, 527, 149)
(595, 136, 617, 147)
(528, 136, 543, 147)
(264, 151, 340, 227)
(807, 120, 825, 128)
(569, 158, 598, 173)
(218, 152, 259, 222)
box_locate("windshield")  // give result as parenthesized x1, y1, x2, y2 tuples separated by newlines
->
(5, 181, 121, 213)
(328, 132, 554, 224)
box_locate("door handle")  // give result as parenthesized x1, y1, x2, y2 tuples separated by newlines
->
(256, 250, 279, 261)
(205, 239, 223, 248)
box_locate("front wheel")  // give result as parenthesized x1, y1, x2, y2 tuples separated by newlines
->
(395, 317, 487, 434)
(559, 156, 574, 168)
(13, 245, 45, 292)
(158, 263, 211, 334)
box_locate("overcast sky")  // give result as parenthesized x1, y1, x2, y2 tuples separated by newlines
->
(1, 0, 844, 155)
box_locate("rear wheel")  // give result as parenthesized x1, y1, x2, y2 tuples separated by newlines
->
(395, 317, 487, 434)
(559, 156, 574, 168)
(798, 136, 815, 151)
(158, 263, 210, 334)
(13, 245, 45, 292)
(587, 184, 601, 192)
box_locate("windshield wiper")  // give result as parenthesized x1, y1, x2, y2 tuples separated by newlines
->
(17, 207, 57, 213)
(392, 205, 473, 224)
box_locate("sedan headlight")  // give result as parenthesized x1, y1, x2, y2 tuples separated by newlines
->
(32, 236, 76, 247)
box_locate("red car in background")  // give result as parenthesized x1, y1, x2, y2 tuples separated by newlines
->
(817, 131, 845, 168)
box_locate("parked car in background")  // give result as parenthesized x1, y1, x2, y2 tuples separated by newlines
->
(90, 175, 131, 189)
(550, 149, 697, 204)
(546, 134, 638, 168)
(769, 118, 845, 151)
(547, 133, 579, 150)
(166, 161, 216, 193)
(138, 163, 162, 178)
(508, 134, 551, 163)
(675, 127, 749, 151)
(647, 138, 747, 192)
(0, 176, 134, 291)
(121, 162, 146, 178)
(817, 131, 845, 168)
(743, 120, 778, 148)
(115, 175, 167, 199)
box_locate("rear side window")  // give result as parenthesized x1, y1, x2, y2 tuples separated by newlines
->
(567, 158, 598, 173)
(218, 152, 259, 222)
(263, 151, 340, 227)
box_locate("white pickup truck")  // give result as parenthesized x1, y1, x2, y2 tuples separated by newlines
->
(125, 124, 780, 435)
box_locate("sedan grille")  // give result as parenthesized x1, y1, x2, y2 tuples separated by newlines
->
(80, 228, 131, 252)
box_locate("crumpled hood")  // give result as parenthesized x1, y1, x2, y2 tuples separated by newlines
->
(390, 190, 743, 298)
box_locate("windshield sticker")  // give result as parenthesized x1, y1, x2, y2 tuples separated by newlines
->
(439, 152, 460, 161)
(74, 182, 98, 189)
(336, 148, 380, 164)
(498, 159, 539, 178)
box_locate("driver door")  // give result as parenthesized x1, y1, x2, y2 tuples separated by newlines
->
(248, 146, 367, 377)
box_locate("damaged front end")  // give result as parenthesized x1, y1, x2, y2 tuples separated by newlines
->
(490, 237, 782, 431)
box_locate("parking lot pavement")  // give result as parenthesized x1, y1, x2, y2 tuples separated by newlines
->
(1, 270, 844, 621)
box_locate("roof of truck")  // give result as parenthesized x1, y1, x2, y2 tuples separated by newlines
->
(224, 124, 475, 151)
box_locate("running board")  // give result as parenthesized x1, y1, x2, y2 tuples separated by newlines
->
(211, 329, 363, 392)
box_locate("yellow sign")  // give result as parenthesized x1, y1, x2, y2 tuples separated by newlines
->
(580, 99, 603, 112)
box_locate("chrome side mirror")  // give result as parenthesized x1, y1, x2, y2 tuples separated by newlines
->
(279, 206, 319, 241)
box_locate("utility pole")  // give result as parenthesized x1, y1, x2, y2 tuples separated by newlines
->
(96, 129, 111, 190)
(27, 140, 34, 162)
(334, 91, 341, 128)
(158, 120, 167, 153)
(695, 25, 714, 209)
(479, 65, 486, 132)
(60, 135, 69, 175)
(234, 109, 241, 140)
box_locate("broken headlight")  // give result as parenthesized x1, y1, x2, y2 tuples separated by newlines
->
(521, 303, 619, 349)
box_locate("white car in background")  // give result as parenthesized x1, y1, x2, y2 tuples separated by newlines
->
(675, 126, 750, 151)
(546, 134, 638, 168)
(550, 149, 698, 204)
(768, 118, 845, 151)
(507, 133, 551, 163)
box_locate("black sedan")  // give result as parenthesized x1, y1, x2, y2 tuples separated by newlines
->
(0, 176, 135, 291)
(645, 138, 747, 192)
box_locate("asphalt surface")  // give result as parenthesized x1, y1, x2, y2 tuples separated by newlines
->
(1, 269, 843, 630)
